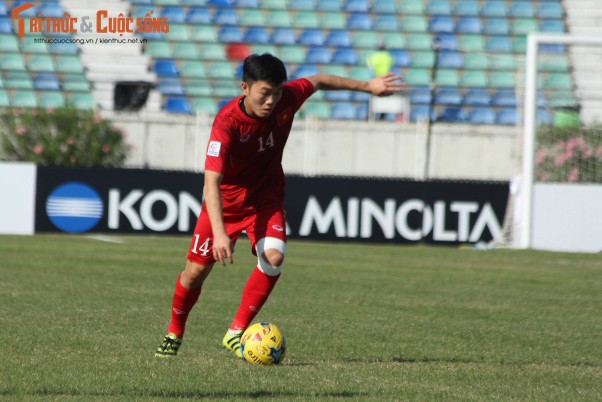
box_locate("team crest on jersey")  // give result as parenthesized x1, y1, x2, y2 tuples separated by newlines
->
(207, 141, 221, 157)
(277, 108, 292, 126)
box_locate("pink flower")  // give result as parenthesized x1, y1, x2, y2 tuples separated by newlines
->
(102, 145, 111, 153)
(16, 126, 26, 135)
(567, 166, 580, 182)
(66, 137, 75, 145)
(34, 145, 43, 155)
(535, 148, 548, 165)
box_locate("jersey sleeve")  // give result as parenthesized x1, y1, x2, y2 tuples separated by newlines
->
(286, 78, 315, 112)
(204, 117, 234, 174)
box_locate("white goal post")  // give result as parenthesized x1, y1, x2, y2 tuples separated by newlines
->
(520, 33, 602, 250)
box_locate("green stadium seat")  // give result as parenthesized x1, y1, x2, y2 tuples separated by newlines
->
(207, 62, 235, 78)
(180, 61, 207, 78)
(155, 0, 180, 4)
(28, 55, 55, 72)
(0, 90, 9, 106)
(173, 43, 199, 59)
(490, 71, 516, 88)
(320, 12, 346, 29)
(406, 69, 431, 86)
(543, 73, 572, 90)
(266, 11, 292, 27)
(55, 56, 84, 73)
(348, 66, 372, 80)
(490, 54, 517, 70)
(262, 0, 289, 9)
(302, 101, 330, 118)
(240, 9, 266, 26)
(165, 24, 190, 41)
(402, 16, 428, 32)
(293, 11, 320, 28)
(0, 75, 3, 88)
(539, 55, 570, 72)
(435, 69, 459, 87)
(62, 75, 91, 91)
(191, 26, 218, 42)
(406, 34, 432, 50)
(38, 91, 65, 108)
(192, 98, 218, 115)
(320, 65, 348, 77)
(147, 41, 172, 58)
(513, 36, 527, 53)
(382, 32, 405, 49)
(199, 44, 227, 60)
(461, 70, 488, 87)
(252, 45, 278, 56)
(186, 79, 213, 96)
(11, 90, 37, 107)
(356, 49, 376, 65)
(0, 35, 19, 52)
(458, 35, 485, 52)
(213, 81, 241, 98)
(352, 31, 379, 49)
(399, 0, 425, 14)
(279, 45, 306, 64)
(411, 51, 435, 68)
(70, 93, 95, 110)
(0, 54, 26, 71)
(548, 91, 577, 108)
(464, 53, 490, 69)
(20, 36, 48, 54)
(512, 19, 538, 35)
(6, 72, 33, 89)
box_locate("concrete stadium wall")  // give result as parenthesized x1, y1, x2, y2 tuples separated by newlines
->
(105, 111, 521, 181)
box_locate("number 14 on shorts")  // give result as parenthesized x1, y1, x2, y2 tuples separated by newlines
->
(191, 235, 211, 256)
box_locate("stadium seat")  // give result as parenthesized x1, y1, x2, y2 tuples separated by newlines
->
(199, 44, 226, 60)
(0, 17, 10, 33)
(390, 50, 411, 67)
(435, 88, 462, 105)
(161, 6, 186, 23)
(399, 0, 425, 14)
(435, 69, 459, 86)
(154, 60, 179, 77)
(321, 65, 347, 77)
(513, 37, 527, 53)
(406, 34, 432, 50)
(271, 28, 296, 45)
(330, 102, 356, 119)
(56, 56, 84, 73)
(382, 32, 405, 49)
(147, 41, 172, 58)
(325, 90, 353, 101)
(538, 3, 563, 19)
(62, 75, 90, 92)
(436, 33, 459, 50)
(544, 73, 572, 90)
(0, 90, 9, 107)
(491, 89, 516, 107)
(495, 109, 517, 125)
(265, 10, 292, 27)
(464, 89, 491, 106)
(192, 97, 218, 114)
(456, 17, 482, 34)
(157, 78, 186, 95)
(320, 12, 345, 29)
(326, 31, 353, 47)
(306, 48, 331, 64)
(490, 54, 516, 70)
(302, 101, 330, 118)
(180, 61, 208, 78)
(0, 1, 6, 16)
(513, 19, 538, 35)
(20, 36, 48, 54)
(458, 35, 485, 51)
(484, 18, 510, 35)
(429, 16, 454, 33)
(165, 24, 190, 41)
(208, 0, 235, 6)
(213, 9, 238, 25)
(482, 1, 507, 17)
(5, 72, 33, 89)
(0, 54, 26, 71)
(374, 15, 399, 31)
(294, 65, 319, 79)
(510, 3, 535, 18)
(539, 20, 565, 33)
(410, 106, 434, 122)
(355, 31, 380, 48)
(239, 9, 265, 26)
(428, 0, 452, 15)
(345, 0, 369, 12)
(294, 11, 320, 28)
(355, 103, 369, 120)
(411, 51, 435, 68)
(299, 29, 324, 46)
(331, 48, 358, 65)
(290, 0, 314, 10)
(373, 0, 396, 13)
(489, 71, 515, 88)
(539, 55, 570, 72)
(165, 97, 192, 114)
(226, 44, 250, 61)
(437, 51, 463, 69)
(537, 110, 552, 126)
(455, 1, 479, 16)
(28, 55, 55, 72)
(207, 61, 235, 78)
(279, 45, 306, 63)
(11, 90, 37, 107)
(186, 8, 211, 24)
(352, 91, 370, 102)
(548, 91, 577, 108)
(0, 35, 18, 51)
(181, 0, 210, 6)
(173, 43, 199, 59)
(213, 82, 241, 98)
(186, 80, 212, 96)
(348, 66, 372, 80)
(469, 107, 495, 124)
(406, 69, 431, 86)
(347, 13, 372, 30)
(439, 107, 467, 122)
(244, 27, 270, 44)
(11, 1, 36, 17)
(460, 71, 488, 87)
(316, 0, 342, 11)
(33, 73, 60, 90)
(218, 26, 243, 43)
(409, 87, 432, 104)
(251, 44, 277, 56)
(486, 36, 512, 53)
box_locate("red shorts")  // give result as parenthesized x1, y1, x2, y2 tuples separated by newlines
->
(186, 207, 287, 266)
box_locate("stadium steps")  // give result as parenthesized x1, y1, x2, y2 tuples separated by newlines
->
(61, 0, 157, 112)
(563, 0, 602, 124)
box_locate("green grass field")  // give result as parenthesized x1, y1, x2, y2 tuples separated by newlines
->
(0, 234, 601, 401)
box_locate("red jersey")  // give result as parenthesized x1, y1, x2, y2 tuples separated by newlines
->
(204, 78, 315, 217)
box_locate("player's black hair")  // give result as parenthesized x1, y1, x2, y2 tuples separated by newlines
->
(242, 53, 287, 86)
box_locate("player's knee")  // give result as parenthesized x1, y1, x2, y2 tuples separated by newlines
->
(183, 260, 213, 288)
(256, 237, 286, 276)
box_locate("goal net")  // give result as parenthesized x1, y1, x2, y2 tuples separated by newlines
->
(498, 33, 602, 252)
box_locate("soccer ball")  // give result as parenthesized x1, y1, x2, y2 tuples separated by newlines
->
(240, 322, 286, 365)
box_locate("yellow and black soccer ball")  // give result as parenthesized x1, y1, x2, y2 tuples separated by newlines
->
(240, 322, 286, 365)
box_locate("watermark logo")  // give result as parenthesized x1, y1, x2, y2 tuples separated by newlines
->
(12, 2, 169, 38)
(46, 182, 104, 233)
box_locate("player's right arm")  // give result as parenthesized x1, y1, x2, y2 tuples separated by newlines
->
(203, 169, 233, 266)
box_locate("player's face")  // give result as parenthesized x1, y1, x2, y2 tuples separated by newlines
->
(242, 80, 284, 119)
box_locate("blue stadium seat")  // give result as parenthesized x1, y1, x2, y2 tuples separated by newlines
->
(373, 0, 396, 13)
(38, 3, 64, 18)
(49, 41, 78, 54)
(492, 89, 516, 107)
(456, 17, 482, 34)
(355, 103, 369, 120)
(409, 88, 432, 104)
(161, 6, 186, 23)
(154, 60, 179, 77)
(324, 90, 353, 101)
(436, 33, 458, 50)
(157, 78, 186, 95)
(299, 29, 325, 46)
(455, 1, 479, 16)
(435, 88, 463, 105)
(238, 0, 260, 6)
(496, 108, 517, 125)
(410, 106, 435, 122)
(290, 0, 314, 10)
(537, 109, 552, 126)
(186, 8, 211, 24)
(437, 51, 463, 68)
(540, 20, 565, 33)
(352, 91, 370, 102)
(0, 16, 11, 33)
(347, 13, 372, 30)
(11, 1, 36, 16)
(0, 1, 7, 16)
(487, 36, 512, 52)
(374, 15, 399, 31)
(165, 97, 192, 114)
(469, 107, 495, 124)
(317, 0, 342, 11)
(33, 73, 60, 90)
(271, 28, 296, 45)
(429, 16, 454, 33)
(330, 102, 356, 119)
(345, 0, 369, 12)
(390, 50, 411, 67)
(485, 18, 510, 35)
(510, 3, 535, 18)
(326, 31, 353, 47)
(331, 48, 358, 65)
(482, 1, 507, 17)
(244, 27, 270, 44)
(294, 65, 319, 79)
(218, 26, 243, 42)
(428, 0, 452, 15)
(213, 9, 238, 25)
(538, 3, 563, 19)
(208, 0, 235, 6)
(439, 107, 467, 122)
(464, 89, 491, 106)
(306, 47, 331, 64)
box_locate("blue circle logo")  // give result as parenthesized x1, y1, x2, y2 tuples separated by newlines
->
(46, 182, 104, 233)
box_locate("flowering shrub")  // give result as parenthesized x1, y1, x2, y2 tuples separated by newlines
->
(0, 107, 130, 167)
(536, 125, 602, 183)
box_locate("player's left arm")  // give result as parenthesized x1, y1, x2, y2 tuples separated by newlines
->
(305, 73, 404, 97)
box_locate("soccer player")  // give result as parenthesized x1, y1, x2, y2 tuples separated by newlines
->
(155, 53, 404, 358)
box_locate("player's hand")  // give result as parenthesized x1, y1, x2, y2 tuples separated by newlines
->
(213, 233, 233, 266)
(367, 73, 405, 97)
